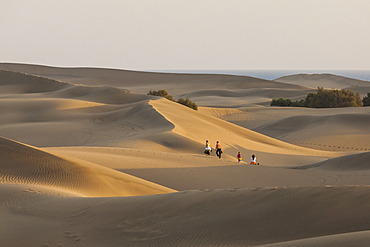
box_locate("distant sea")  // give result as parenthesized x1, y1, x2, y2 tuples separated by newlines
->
(150, 70, 370, 81)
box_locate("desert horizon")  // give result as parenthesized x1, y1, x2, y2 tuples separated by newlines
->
(1, 62, 370, 246)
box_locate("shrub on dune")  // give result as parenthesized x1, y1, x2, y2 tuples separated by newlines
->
(271, 98, 293, 106)
(305, 87, 362, 108)
(176, 97, 198, 110)
(147, 89, 174, 101)
(271, 87, 363, 108)
(363, 93, 370, 106)
(148, 89, 198, 110)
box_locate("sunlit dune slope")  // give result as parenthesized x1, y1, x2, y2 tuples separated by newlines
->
(0, 136, 176, 197)
(150, 98, 338, 160)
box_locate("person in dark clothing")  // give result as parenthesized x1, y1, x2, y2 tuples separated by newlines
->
(215, 141, 222, 158)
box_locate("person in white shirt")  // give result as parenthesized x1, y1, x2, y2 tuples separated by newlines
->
(250, 154, 257, 165)
(204, 140, 212, 155)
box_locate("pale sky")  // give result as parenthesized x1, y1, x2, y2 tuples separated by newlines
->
(1, 0, 370, 70)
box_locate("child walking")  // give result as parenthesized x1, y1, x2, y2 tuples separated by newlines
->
(237, 152, 242, 163)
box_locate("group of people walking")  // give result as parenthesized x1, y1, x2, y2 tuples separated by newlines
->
(204, 140, 259, 165)
(204, 140, 223, 158)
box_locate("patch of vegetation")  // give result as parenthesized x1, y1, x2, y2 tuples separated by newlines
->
(363, 93, 370, 106)
(148, 89, 198, 110)
(305, 87, 362, 108)
(147, 89, 174, 101)
(176, 97, 198, 110)
(271, 87, 363, 108)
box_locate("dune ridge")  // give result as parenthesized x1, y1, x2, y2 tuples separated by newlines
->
(150, 98, 338, 160)
(0, 136, 175, 197)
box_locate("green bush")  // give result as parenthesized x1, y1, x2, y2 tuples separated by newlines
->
(271, 98, 293, 106)
(291, 99, 306, 107)
(305, 87, 362, 108)
(271, 87, 363, 108)
(363, 93, 370, 106)
(148, 90, 198, 110)
(177, 97, 198, 110)
(147, 89, 174, 101)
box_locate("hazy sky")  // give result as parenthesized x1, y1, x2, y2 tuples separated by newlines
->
(1, 0, 370, 70)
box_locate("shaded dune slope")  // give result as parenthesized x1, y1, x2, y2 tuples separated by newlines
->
(0, 97, 173, 147)
(301, 151, 370, 171)
(0, 63, 308, 107)
(257, 230, 370, 247)
(275, 73, 370, 90)
(180, 88, 310, 99)
(0, 69, 149, 104)
(1, 63, 324, 108)
(0, 137, 175, 197)
(0, 69, 69, 93)
(179, 88, 312, 107)
(254, 114, 370, 151)
(3, 186, 370, 246)
(0, 63, 306, 89)
(0, 70, 176, 147)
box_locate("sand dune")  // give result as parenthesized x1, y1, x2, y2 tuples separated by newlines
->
(0, 70, 174, 147)
(209, 106, 370, 152)
(0, 63, 306, 90)
(0, 69, 149, 104)
(0, 69, 69, 93)
(302, 151, 370, 171)
(254, 113, 370, 152)
(224, 105, 370, 129)
(0, 69, 339, 165)
(2, 186, 370, 246)
(275, 73, 370, 90)
(257, 230, 370, 247)
(179, 88, 312, 107)
(0, 63, 307, 107)
(151, 98, 340, 166)
(45, 145, 370, 191)
(0, 136, 175, 197)
(2, 63, 370, 246)
(0, 98, 171, 147)
(345, 85, 370, 96)
(42, 146, 329, 191)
